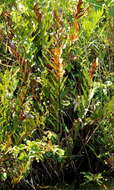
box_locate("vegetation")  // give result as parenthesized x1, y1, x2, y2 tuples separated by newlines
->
(0, 0, 114, 189)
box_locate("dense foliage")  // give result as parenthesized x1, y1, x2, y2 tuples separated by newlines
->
(0, 0, 114, 188)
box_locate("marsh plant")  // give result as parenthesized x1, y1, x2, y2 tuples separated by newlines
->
(0, 0, 114, 187)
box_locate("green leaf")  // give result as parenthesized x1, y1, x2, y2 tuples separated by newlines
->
(18, 152, 28, 161)
(0, 172, 7, 181)
(109, 6, 114, 17)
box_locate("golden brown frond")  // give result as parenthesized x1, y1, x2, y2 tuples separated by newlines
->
(33, 3, 43, 23)
(50, 47, 65, 80)
(53, 9, 63, 28)
(69, 0, 88, 43)
(1, 10, 14, 40)
(89, 58, 99, 80)
(74, 0, 83, 19)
